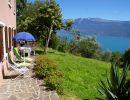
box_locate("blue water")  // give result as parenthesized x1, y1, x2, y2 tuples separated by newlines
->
(57, 32, 130, 53)
(96, 36, 130, 52)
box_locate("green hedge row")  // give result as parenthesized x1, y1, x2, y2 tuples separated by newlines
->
(34, 55, 63, 94)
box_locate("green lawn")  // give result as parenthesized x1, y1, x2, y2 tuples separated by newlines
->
(46, 49, 111, 100)
(36, 48, 110, 100)
(36, 48, 130, 100)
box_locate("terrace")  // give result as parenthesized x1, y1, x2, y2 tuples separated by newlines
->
(0, 55, 60, 100)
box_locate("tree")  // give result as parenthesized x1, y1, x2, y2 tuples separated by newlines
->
(78, 37, 100, 58)
(16, 0, 27, 18)
(64, 19, 74, 31)
(37, 0, 63, 54)
(111, 51, 122, 65)
(72, 30, 80, 40)
(122, 48, 130, 66)
(17, 1, 44, 32)
(24, 0, 63, 54)
(102, 51, 112, 62)
(17, 0, 73, 54)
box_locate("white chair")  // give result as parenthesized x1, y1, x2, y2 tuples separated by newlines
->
(7, 60, 30, 80)
(31, 49, 36, 56)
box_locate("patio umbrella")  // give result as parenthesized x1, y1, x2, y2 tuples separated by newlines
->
(13, 32, 36, 42)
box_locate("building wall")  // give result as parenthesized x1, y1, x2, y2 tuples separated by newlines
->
(0, 0, 16, 28)
(0, 0, 16, 84)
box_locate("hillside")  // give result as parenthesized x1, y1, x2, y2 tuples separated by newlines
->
(46, 49, 110, 100)
(59, 18, 130, 37)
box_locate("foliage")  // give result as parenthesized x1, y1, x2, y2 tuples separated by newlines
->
(102, 51, 112, 62)
(111, 51, 123, 65)
(37, 38, 45, 49)
(97, 63, 130, 100)
(17, 1, 44, 32)
(92, 50, 103, 60)
(17, 0, 73, 54)
(69, 40, 79, 55)
(72, 30, 80, 41)
(64, 19, 74, 31)
(122, 48, 130, 66)
(58, 37, 70, 53)
(33, 0, 63, 53)
(49, 34, 60, 50)
(34, 55, 63, 93)
(78, 37, 100, 58)
(16, 0, 27, 18)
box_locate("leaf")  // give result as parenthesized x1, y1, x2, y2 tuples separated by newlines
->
(119, 64, 129, 89)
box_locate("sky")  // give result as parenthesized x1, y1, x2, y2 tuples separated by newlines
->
(29, 0, 130, 21)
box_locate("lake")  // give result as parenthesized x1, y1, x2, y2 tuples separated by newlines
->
(96, 36, 130, 52)
(57, 32, 130, 53)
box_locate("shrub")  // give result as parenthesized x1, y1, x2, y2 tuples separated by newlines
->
(122, 48, 130, 66)
(111, 51, 123, 65)
(69, 40, 80, 55)
(34, 55, 63, 94)
(97, 63, 130, 100)
(58, 37, 70, 53)
(37, 38, 45, 48)
(92, 50, 103, 60)
(78, 37, 100, 58)
(101, 51, 112, 62)
(49, 34, 60, 50)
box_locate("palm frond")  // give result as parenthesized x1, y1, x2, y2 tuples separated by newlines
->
(97, 63, 130, 100)
(119, 64, 129, 89)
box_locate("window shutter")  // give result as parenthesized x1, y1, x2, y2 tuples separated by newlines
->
(0, 27, 4, 61)
(14, 30, 16, 36)
(5, 27, 8, 53)
(9, 27, 12, 49)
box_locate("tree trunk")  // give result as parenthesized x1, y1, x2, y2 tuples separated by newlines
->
(44, 24, 53, 54)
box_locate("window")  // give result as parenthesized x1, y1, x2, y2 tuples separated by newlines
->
(8, 27, 12, 50)
(0, 27, 4, 61)
(5, 27, 8, 53)
(8, 0, 12, 8)
(12, 29, 14, 47)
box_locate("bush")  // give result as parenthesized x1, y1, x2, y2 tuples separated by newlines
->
(78, 37, 100, 58)
(111, 51, 123, 65)
(101, 51, 112, 62)
(92, 50, 103, 60)
(58, 37, 70, 53)
(69, 40, 80, 55)
(34, 55, 63, 94)
(122, 48, 130, 66)
(49, 34, 60, 50)
(37, 38, 45, 48)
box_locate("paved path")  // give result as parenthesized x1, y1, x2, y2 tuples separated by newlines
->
(0, 69, 60, 100)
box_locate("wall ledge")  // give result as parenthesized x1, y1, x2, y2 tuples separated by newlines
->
(0, 21, 5, 26)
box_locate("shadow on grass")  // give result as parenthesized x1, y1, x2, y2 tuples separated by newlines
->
(35, 50, 44, 55)
(36, 50, 55, 54)
(53, 52, 66, 56)
(48, 51, 55, 53)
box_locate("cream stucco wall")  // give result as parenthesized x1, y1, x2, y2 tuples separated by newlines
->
(0, 0, 16, 28)
(0, 0, 16, 85)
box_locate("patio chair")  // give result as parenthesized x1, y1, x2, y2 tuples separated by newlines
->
(9, 51, 33, 68)
(13, 47, 34, 63)
(7, 60, 30, 80)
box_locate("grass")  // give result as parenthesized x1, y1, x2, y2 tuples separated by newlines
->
(36, 48, 110, 100)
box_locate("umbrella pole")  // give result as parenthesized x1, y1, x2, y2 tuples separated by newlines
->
(24, 49, 25, 63)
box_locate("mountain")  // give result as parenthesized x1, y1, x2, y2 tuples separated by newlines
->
(60, 18, 130, 37)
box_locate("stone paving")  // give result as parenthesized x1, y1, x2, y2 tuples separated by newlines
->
(0, 69, 60, 100)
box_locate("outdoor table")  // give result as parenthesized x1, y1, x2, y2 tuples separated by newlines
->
(20, 47, 31, 57)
